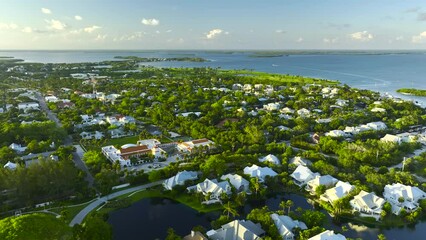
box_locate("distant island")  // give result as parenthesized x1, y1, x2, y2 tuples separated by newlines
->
(0, 56, 24, 63)
(397, 88, 426, 97)
(114, 56, 207, 62)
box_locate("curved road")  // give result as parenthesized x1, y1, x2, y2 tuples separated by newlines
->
(69, 180, 164, 227)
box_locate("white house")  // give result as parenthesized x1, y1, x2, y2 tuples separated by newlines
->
(177, 138, 214, 153)
(297, 108, 311, 118)
(220, 174, 250, 193)
(281, 107, 295, 114)
(380, 134, 402, 144)
(9, 143, 27, 153)
(45, 95, 59, 103)
(207, 220, 265, 240)
(187, 178, 231, 200)
(290, 165, 319, 187)
(350, 190, 385, 216)
(371, 107, 386, 113)
(163, 171, 198, 190)
(259, 154, 281, 165)
(243, 164, 278, 183)
(271, 213, 307, 240)
(4, 161, 17, 170)
(305, 175, 338, 193)
(383, 183, 426, 214)
(101, 145, 131, 167)
(325, 130, 347, 138)
(17, 102, 39, 111)
(80, 131, 104, 140)
(320, 181, 354, 204)
(264, 102, 281, 111)
(289, 156, 312, 167)
(137, 139, 161, 149)
(308, 230, 346, 240)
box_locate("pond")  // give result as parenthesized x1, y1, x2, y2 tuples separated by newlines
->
(108, 195, 426, 240)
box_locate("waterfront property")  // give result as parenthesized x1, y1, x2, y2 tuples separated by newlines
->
(271, 213, 307, 240)
(290, 165, 320, 187)
(163, 171, 198, 190)
(220, 174, 250, 193)
(243, 164, 278, 183)
(187, 178, 231, 200)
(320, 181, 354, 204)
(308, 230, 346, 240)
(383, 183, 426, 214)
(305, 175, 338, 194)
(206, 219, 265, 240)
(349, 191, 385, 217)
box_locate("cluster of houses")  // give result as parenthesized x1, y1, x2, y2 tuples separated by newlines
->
(290, 164, 426, 217)
(326, 121, 387, 138)
(76, 114, 136, 140)
(101, 138, 215, 167)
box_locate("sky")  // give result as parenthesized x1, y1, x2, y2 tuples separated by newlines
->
(1, 0, 426, 50)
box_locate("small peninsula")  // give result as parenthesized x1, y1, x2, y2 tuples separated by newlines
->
(397, 88, 426, 97)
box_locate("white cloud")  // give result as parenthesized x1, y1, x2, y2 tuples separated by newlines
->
(166, 29, 172, 33)
(412, 31, 426, 43)
(323, 37, 338, 43)
(0, 22, 18, 30)
(95, 34, 107, 41)
(275, 29, 285, 34)
(141, 18, 159, 26)
(75, 15, 83, 21)
(114, 32, 145, 41)
(41, 8, 52, 14)
(45, 19, 67, 30)
(84, 25, 101, 33)
(22, 27, 33, 33)
(296, 37, 304, 42)
(395, 36, 404, 41)
(350, 31, 373, 41)
(206, 28, 223, 39)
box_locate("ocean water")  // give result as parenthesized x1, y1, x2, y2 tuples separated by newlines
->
(1, 50, 426, 105)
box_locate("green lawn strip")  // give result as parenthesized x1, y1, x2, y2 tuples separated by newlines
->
(49, 201, 94, 224)
(0, 213, 73, 240)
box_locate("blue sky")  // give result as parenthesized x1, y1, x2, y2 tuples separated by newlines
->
(1, 0, 426, 49)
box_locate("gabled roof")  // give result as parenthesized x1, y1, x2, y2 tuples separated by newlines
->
(321, 181, 354, 203)
(384, 183, 426, 202)
(351, 190, 385, 211)
(4, 161, 17, 170)
(290, 165, 319, 185)
(243, 164, 278, 182)
(271, 213, 307, 239)
(220, 174, 250, 191)
(207, 220, 264, 240)
(259, 154, 280, 165)
(307, 175, 338, 189)
(308, 230, 346, 240)
(164, 171, 198, 190)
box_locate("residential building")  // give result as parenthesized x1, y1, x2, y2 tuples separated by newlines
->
(17, 102, 39, 111)
(183, 231, 208, 240)
(187, 178, 231, 200)
(271, 213, 307, 240)
(220, 174, 250, 192)
(290, 165, 320, 187)
(259, 154, 281, 165)
(4, 161, 17, 170)
(243, 164, 278, 183)
(308, 230, 346, 240)
(320, 181, 354, 204)
(380, 134, 402, 144)
(207, 220, 265, 240)
(306, 175, 338, 193)
(289, 156, 312, 167)
(350, 191, 385, 216)
(177, 138, 214, 153)
(9, 143, 27, 153)
(163, 171, 198, 190)
(325, 130, 347, 138)
(383, 183, 426, 214)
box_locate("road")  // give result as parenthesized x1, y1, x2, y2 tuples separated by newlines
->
(69, 180, 164, 227)
(36, 92, 94, 186)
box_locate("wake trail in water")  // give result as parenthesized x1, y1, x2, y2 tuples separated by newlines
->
(287, 65, 390, 86)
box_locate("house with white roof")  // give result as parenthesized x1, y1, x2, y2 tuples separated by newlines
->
(308, 230, 346, 240)
(271, 213, 307, 240)
(4, 161, 17, 170)
(80, 131, 104, 140)
(136, 139, 161, 149)
(17, 102, 39, 112)
(264, 102, 281, 111)
(325, 130, 347, 138)
(207, 220, 265, 240)
(289, 156, 312, 167)
(259, 154, 281, 165)
(306, 175, 338, 193)
(9, 143, 27, 153)
(320, 181, 354, 204)
(290, 165, 320, 187)
(380, 134, 402, 144)
(187, 178, 231, 200)
(163, 171, 198, 190)
(177, 138, 214, 153)
(101, 145, 131, 167)
(281, 107, 295, 114)
(45, 95, 59, 103)
(297, 108, 311, 118)
(243, 164, 278, 183)
(371, 107, 386, 113)
(383, 183, 426, 214)
(220, 174, 250, 193)
(350, 190, 385, 216)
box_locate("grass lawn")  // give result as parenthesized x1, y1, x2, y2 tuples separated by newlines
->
(0, 213, 72, 240)
(49, 200, 95, 224)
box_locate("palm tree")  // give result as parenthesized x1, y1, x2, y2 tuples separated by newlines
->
(223, 201, 239, 219)
(250, 177, 261, 196)
(279, 200, 286, 214)
(285, 200, 294, 215)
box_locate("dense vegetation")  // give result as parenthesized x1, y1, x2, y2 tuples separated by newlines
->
(397, 88, 426, 97)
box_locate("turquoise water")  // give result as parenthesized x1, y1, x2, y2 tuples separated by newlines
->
(1, 50, 425, 105)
